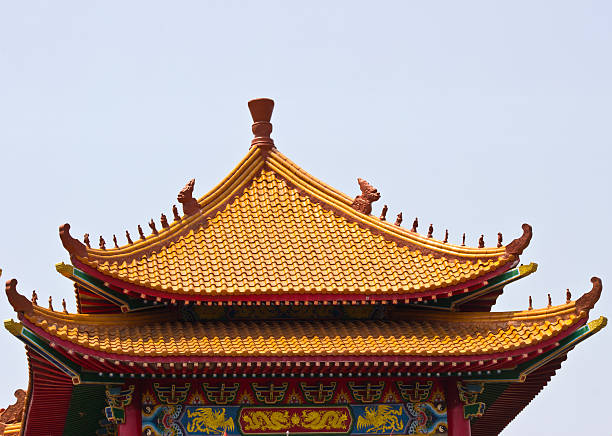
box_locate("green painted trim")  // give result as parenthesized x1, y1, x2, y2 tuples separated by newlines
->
(56, 262, 156, 312)
(5, 320, 82, 383)
(416, 264, 537, 310)
(467, 316, 607, 383)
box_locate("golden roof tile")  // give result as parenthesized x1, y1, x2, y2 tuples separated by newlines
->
(20, 300, 589, 360)
(59, 145, 528, 301)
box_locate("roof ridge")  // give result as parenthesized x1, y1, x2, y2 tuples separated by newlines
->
(267, 148, 526, 258)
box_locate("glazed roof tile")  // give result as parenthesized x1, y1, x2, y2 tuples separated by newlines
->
(22, 302, 587, 360)
(60, 146, 527, 302)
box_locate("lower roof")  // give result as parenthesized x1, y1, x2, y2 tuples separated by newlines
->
(16, 296, 592, 362)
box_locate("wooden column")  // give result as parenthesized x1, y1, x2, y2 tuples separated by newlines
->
(117, 383, 141, 436)
(446, 379, 471, 436)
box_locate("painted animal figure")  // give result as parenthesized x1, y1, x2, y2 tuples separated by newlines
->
(351, 178, 381, 215)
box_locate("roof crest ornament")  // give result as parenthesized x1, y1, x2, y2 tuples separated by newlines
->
(575, 277, 603, 314)
(351, 178, 380, 215)
(59, 224, 87, 258)
(5, 279, 33, 315)
(177, 179, 201, 216)
(248, 98, 275, 149)
(505, 223, 533, 256)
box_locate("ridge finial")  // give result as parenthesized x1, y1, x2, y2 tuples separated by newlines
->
(351, 179, 380, 215)
(505, 223, 533, 256)
(411, 218, 418, 233)
(248, 98, 275, 149)
(177, 179, 201, 216)
(149, 219, 158, 235)
(427, 224, 434, 238)
(566, 288, 572, 303)
(59, 224, 87, 258)
(160, 214, 169, 229)
(395, 212, 403, 226)
(380, 205, 388, 221)
(575, 277, 603, 314)
(478, 235, 485, 248)
(5, 279, 33, 315)
(528, 295, 533, 310)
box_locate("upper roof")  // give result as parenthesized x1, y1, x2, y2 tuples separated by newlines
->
(58, 99, 532, 304)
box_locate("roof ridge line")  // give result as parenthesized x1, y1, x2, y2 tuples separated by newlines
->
(266, 149, 519, 259)
(60, 148, 267, 259)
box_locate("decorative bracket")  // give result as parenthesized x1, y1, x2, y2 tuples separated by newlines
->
(105, 384, 135, 424)
(457, 382, 486, 419)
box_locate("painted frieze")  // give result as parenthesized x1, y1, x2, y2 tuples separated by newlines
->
(142, 378, 448, 435)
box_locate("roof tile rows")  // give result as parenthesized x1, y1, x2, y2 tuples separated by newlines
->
(28, 309, 580, 359)
(80, 170, 511, 297)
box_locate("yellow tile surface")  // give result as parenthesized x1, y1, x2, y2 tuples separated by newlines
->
(71, 148, 513, 298)
(27, 305, 582, 358)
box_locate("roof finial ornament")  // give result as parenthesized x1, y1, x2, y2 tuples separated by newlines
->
(547, 293, 552, 307)
(427, 224, 434, 238)
(48, 296, 53, 311)
(380, 205, 388, 221)
(138, 225, 145, 240)
(62, 298, 68, 314)
(31, 290, 38, 305)
(395, 212, 403, 226)
(478, 235, 485, 248)
(411, 218, 418, 233)
(461, 233, 466, 246)
(497, 232, 503, 248)
(83, 233, 90, 248)
(125, 230, 133, 245)
(149, 219, 158, 235)
(575, 277, 603, 314)
(528, 296, 533, 310)
(99, 236, 106, 250)
(505, 223, 533, 257)
(248, 98, 275, 149)
(113, 234, 118, 248)
(443, 230, 448, 243)
(566, 289, 572, 303)
(161, 214, 169, 229)
(178, 179, 201, 216)
(351, 178, 381, 215)
(59, 224, 87, 258)
(5, 279, 33, 315)
(172, 205, 181, 222)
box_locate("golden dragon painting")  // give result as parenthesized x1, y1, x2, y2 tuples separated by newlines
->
(185, 408, 235, 434)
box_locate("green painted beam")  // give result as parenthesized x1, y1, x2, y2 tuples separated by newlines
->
(56, 262, 157, 312)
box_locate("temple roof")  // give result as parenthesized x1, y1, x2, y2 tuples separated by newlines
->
(58, 100, 532, 304)
(21, 303, 586, 360)
(7, 277, 603, 371)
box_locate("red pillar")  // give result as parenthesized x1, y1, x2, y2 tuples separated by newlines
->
(117, 384, 141, 436)
(446, 379, 471, 436)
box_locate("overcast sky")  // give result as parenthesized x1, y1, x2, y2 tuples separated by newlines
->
(0, 2, 610, 435)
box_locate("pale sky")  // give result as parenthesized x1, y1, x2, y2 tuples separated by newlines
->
(0, 2, 610, 435)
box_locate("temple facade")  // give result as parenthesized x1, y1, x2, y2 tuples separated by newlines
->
(3, 98, 606, 436)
